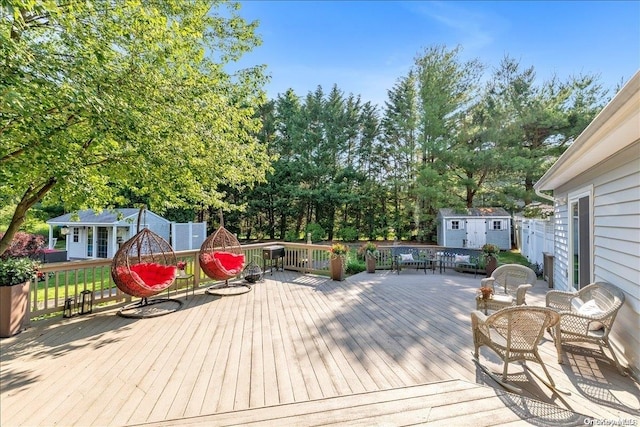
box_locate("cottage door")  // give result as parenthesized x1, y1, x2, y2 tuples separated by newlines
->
(465, 219, 486, 249)
(97, 227, 108, 258)
(570, 195, 591, 289)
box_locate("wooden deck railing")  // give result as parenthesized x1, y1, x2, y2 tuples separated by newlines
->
(29, 242, 342, 321)
(27, 243, 439, 322)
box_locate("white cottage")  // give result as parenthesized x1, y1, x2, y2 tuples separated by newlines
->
(47, 209, 174, 260)
(534, 71, 640, 379)
(436, 207, 512, 250)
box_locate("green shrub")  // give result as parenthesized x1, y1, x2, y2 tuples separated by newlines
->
(284, 230, 299, 242)
(345, 258, 365, 274)
(336, 226, 359, 242)
(305, 223, 325, 242)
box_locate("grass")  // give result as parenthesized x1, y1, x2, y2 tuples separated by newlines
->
(496, 249, 543, 276)
(497, 249, 530, 266)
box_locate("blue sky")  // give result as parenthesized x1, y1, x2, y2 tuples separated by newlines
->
(232, 1, 640, 107)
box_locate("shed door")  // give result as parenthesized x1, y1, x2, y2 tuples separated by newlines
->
(465, 219, 486, 249)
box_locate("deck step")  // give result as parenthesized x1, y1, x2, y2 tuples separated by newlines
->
(134, 380, 587, 426)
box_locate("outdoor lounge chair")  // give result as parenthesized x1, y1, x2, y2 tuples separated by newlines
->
(545, 282, 627, 375)
(471, 306, 561, 394)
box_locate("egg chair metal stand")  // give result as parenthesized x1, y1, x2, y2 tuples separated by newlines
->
(111, 207, 183, 318)
(199, 212, 250, 296)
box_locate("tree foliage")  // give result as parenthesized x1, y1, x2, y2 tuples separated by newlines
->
(1, 0, 611, 250)
(0, 1, 271, 255)
(239, 49, 608, 243)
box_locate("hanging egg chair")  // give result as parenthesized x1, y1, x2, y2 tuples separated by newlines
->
(199, 211, 250, 296)
(111, 206, 182, 318)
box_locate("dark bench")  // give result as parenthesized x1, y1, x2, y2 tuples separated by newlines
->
(437, 248, 483, 277)
(391, 246, 437, 274)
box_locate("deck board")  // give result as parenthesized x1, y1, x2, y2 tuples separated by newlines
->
(1, 269, 638, 426)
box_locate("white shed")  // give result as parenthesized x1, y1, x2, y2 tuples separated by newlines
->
(534, 71, 640, 379)
(46, 209, 205, 260)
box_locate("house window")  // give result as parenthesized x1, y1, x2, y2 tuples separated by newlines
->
(73, 228, 79, 243)
(491, 220, 503, 230)
(448, 220, 461, 230)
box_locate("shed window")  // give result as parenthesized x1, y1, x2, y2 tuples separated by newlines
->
(73, 228, 79, 243)
(448, 220, 462, 230)
(491, 220, 505, 230)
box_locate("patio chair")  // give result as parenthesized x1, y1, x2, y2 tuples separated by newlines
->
(471, 306, 560, 394)
(476, 264, 537, 313)
(545, 282, 627, 375)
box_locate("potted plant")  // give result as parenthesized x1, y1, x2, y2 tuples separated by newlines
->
(329, 243, 348, 281)
(481, 243, 500, 277)
(478, 285, 494, 300)
(0, 257, 38, 338)
(176, 261, 188, 278)
(360, 241, 379, 273)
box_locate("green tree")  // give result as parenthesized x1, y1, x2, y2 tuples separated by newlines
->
(444, 96, 501, 209)
(0, 1, 270, 255)
(381, 72, 419, 239)
(485, 57, 607, 205)
(412, 45, 483, 239)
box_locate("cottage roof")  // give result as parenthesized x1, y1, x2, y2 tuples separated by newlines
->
(438, 207, 510, 217)
(46, 209, 167, 226)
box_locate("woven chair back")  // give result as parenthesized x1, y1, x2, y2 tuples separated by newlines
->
(111, 207, 177, 298)
(199, 214, 245, 281)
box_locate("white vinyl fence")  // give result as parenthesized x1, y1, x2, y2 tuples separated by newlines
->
(513, 217, 554, 268)
(171, 222, 207, 251)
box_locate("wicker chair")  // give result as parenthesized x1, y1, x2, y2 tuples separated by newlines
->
(546, 282, 627, 375)
(471, 306, 560, 392)
(477, 264, 537, 313)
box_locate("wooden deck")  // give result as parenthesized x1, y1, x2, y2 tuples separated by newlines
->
(1, 269, 638, 426)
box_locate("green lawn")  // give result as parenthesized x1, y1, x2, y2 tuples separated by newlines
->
(35, 266, 113, 303)
(497, 249, 530, 266)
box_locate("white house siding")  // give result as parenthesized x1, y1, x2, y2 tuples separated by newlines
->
(66, 227, 86, 259)
(554, 142, 640, 378)
(551, 204, 569, 292)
